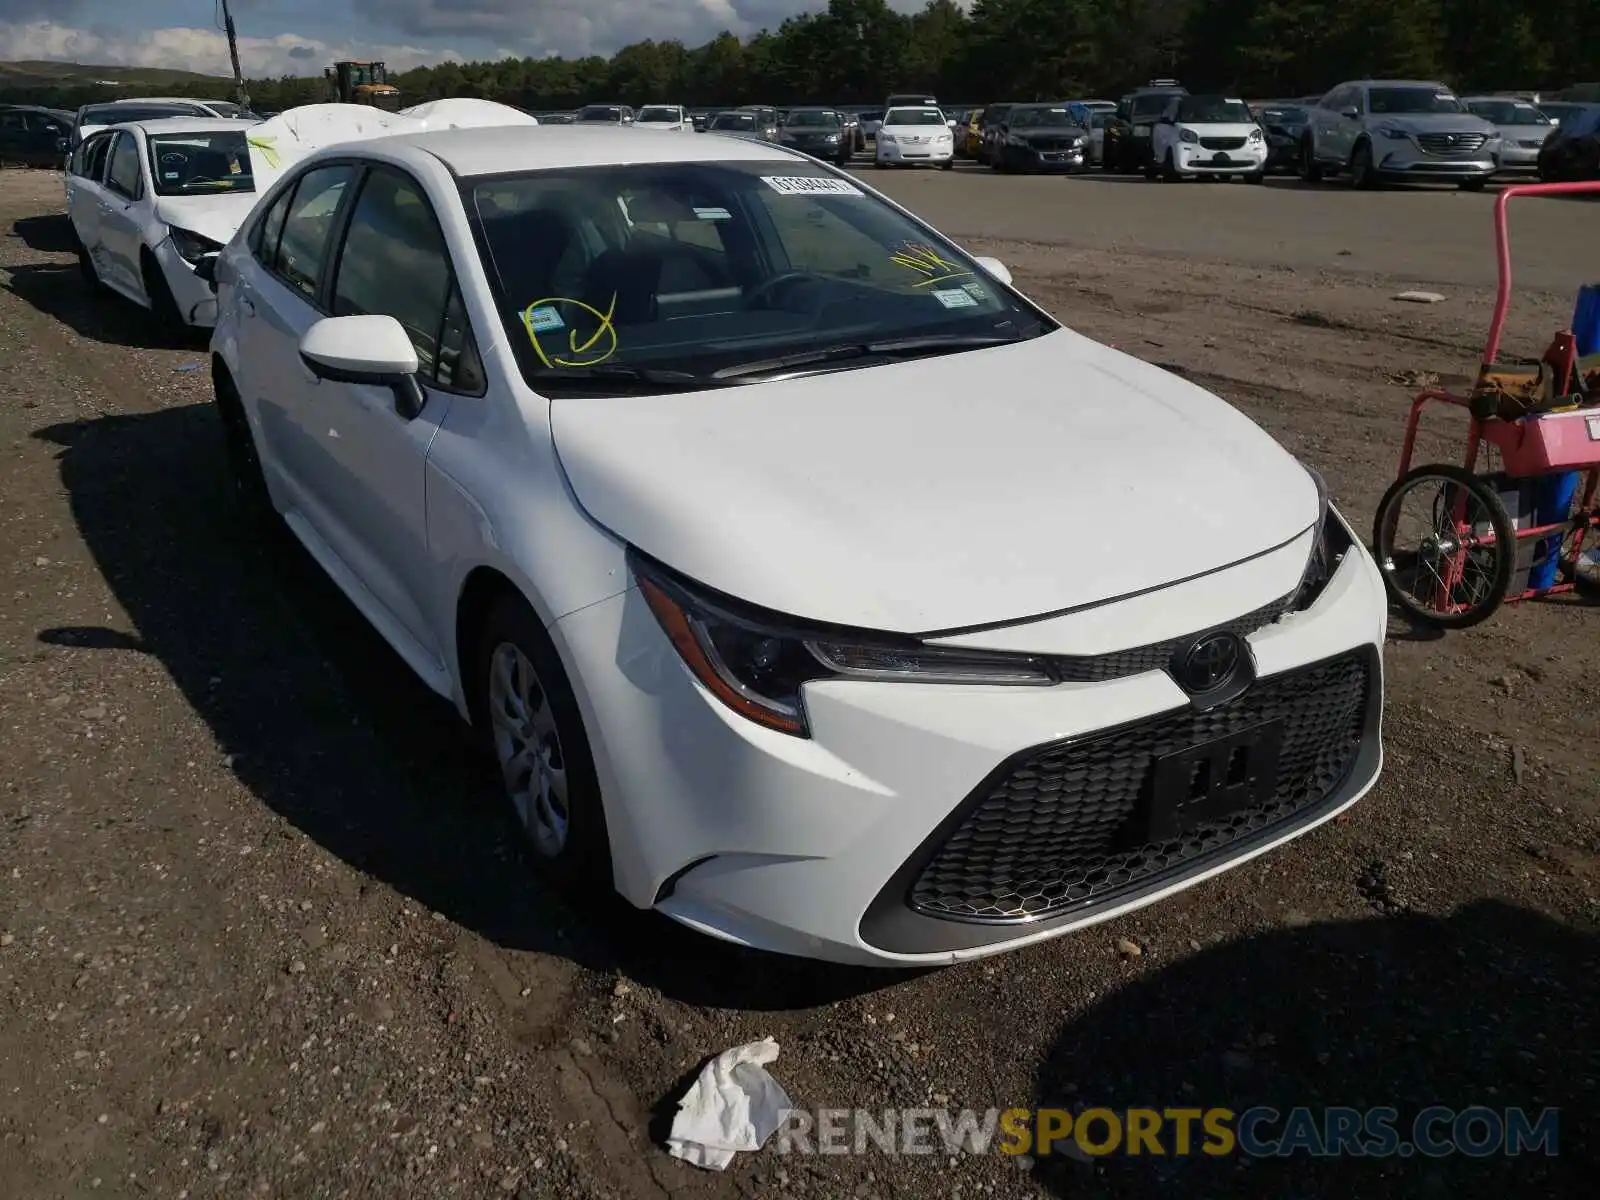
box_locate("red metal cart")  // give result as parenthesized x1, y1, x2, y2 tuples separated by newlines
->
(1372, 181, 1600, 628)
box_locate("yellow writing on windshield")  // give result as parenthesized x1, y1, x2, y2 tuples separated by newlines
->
(890, 241, 973, 287)
(520, 295, 619, 368)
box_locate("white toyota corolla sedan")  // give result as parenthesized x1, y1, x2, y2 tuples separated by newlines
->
(66, 117, 260, 328)
(207, 126, 1386, 966)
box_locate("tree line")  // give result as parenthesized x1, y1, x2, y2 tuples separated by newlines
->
(4, 0, 1596, 115)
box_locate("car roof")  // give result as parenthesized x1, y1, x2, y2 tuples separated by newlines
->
(1461, 95, 1539, 103)
(118, 117, 260, 135)
(1350, 80, 1454, 89)
(387, 125, 800, 175)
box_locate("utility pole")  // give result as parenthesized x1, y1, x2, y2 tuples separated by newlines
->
(220, 0, 251, 110)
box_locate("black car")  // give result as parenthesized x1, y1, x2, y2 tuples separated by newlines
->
(1537, 104, 1600, 181)
(975, 101, 1016, 165)
(0, 105, 73, 168)
(778, 107, 853, 165)
(991, 102, 1090, 174)
(1102, 81, 1189, 173)
(1253, 101, 1310, 170)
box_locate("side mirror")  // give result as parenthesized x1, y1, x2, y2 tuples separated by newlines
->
(972, 256, 1012, 286)
(299, 315, 425, 419)
(1338, 106, 1359, 119)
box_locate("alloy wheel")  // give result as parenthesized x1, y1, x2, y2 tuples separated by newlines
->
(487, 641, 570, 858)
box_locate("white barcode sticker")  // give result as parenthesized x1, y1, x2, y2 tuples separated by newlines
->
(759, 175, 863, 197)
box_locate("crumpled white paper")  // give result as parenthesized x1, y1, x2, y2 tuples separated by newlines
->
(666, 1037, 792, 1170)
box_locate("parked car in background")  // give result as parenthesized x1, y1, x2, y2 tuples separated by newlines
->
(959, 108, 982, 158)
(1149, 94, 1267, 182)
(1253, 101, 1310, 171)
(65, 117, 258, 329)
(778, 107, 853, 165)
(1537, 104, 1600, 181)
(1101, 80, 1189, 173)
(875, 105, 954, 168)
(976, 102, 1017, 165)
(857, 108, 885, 140)
(0, 104, 73, 167)
(206, 122, 1386, 966)
(689, 109, 712, 131)
(536, 111, 577, 125)
(72, 98, 231, 148)
(991, 103, 1089, 174)
(1464, 95, 1554, 174)
(707, 110, 771, 141)
(635, 104, 689, 131)
(575, 104, 634, 125)
(736, 106, 781, 140)
(1301, 80, 1497, 190)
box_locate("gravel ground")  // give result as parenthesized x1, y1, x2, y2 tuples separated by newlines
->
(1, 165, 1596, 1199)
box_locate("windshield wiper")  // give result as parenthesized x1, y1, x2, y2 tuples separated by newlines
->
(710, 334, 1023, 381)
(526, 364, 720, 393)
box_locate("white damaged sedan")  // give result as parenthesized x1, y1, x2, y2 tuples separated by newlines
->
(209, 126, 1386, 966)
(66, 117, 260, 328)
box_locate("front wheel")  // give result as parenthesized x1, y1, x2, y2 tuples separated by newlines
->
(1161, 150, 1181, 182)
(1243, 168, 1266, 184)
(77, 241, 102, 290)
(1350, 140, 1377, 189)
(1300, 137, 1323, 182)
(1372, 464, 1516, 629)
(939, 158, 954, 170)
(476, 593, 611, 884)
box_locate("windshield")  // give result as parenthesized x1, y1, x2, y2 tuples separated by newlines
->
(82, 103, 205, 126)
(710, 113, 756, 130)
(1176, 97, 1253, 123)
(1258, 106, 1307, 123)
(1466, 100, 1550, 125)
(885, 108, 945, 126)
(577, 106, 625, 122)
(637, 107, 680, 122)
(1369, 87, 1464, 115)
(148, 131, 254, 195)
(785, 110, 841, 128)
(1130, 93, 1178, 120)
(471, 162, 1044, 393)
(1010, 106, 1078, 128)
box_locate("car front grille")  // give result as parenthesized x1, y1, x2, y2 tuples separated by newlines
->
(1028, 138, 1078, 151)
(1200, 136, 1247, 150)
(908, 650, 1373, 923)
(1048, 592, 1296, 684)
(1416, 132, 1488, 157)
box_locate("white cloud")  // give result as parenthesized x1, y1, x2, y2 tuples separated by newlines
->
(0, 20, 462, 77)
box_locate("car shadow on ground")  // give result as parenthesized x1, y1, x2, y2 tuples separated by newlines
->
(5, 257, 206, 350)
(1028, 901, 1592, 1198)
(33, 405, 905, 1011)
(10, 213, 78, 253)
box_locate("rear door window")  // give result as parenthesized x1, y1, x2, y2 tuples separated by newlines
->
(105, 133, 143, 199)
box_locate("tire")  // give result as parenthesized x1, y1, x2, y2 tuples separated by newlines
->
(1350, 140, 1377, 190)
(1371, 464, 1516, 629)
(1161, 149, 1181, 182)
(76, 240, 102, 290)
(475, 592, 611, 885)
(940, 158, 954, 170)
(1243, 168, 1266, 184)
(1458, 177, 1488, 192)
(141, 250, 184, 329)
(1299, 136, 1323, 182)
(213, 367, 277, 532)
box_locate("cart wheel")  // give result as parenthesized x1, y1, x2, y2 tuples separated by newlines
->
(1372, 464, 1516, 629)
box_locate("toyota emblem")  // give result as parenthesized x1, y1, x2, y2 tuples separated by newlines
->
(1178, 633, 1241, 693)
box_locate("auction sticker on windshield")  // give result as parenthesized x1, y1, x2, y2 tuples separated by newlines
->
(760, 176, 863, 196)
(932, 287, 978, 309)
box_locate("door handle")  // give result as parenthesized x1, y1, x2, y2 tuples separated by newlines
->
(239, 295, 255, 317)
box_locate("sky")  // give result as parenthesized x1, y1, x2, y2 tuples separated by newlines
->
(0, 1, 943, 77)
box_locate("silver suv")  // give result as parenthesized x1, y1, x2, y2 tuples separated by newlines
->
(1301, 79, 1498, 189)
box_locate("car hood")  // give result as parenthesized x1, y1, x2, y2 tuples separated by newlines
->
(1372, 112, 1497, 135)
(550, 329, 1318, 633)
(153, 192, 259, 245)
(1013, 124, 1089, 139)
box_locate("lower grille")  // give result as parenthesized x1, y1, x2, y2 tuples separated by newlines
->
(1200, 136, 1246, 150)
(1050, 592, 1295, 683)
(1417, 132, 1488, 156)
(909, 651, 1372, 923)
(1028, 138, 1077, 151)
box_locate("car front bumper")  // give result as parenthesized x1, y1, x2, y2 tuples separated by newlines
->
(1372, 142, 1495, 179)
(1494, 141, 1545, 172)
(1002, 144, 1088, 172)
(154, 238, 220, 328)
(1174, 141, 1269, 175)
(552, 515, 1388, 966)
(877, 140, 954, 164)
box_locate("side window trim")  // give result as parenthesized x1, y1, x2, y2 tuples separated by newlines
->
(316, 162, 372, 313)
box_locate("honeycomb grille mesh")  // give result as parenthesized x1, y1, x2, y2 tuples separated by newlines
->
(1049, 592, 1296, 684)
(910, 653, 1371, 922)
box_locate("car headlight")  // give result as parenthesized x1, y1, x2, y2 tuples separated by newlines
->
(632, 552, 1056, 738)
(1248, 128, 1263, 143)
(1292, 465, 1350, 610)
(879, 133, 897, 144)
(1180, 127, 1199, 143)
(1375, 124, 1410, 140)
(1069, 136, 1086, 148)
(824, 132, 839, 141)
(169, 226, 223, 265)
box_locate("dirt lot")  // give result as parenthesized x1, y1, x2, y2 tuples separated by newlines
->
(1, 164, 1597, 1200)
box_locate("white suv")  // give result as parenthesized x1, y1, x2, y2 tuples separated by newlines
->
(1301, 80, 1498, 189)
